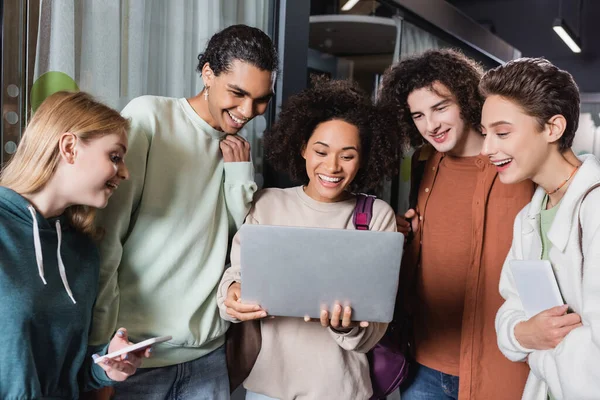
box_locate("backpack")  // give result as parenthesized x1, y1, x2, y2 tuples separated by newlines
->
(353, 194, 410, 399)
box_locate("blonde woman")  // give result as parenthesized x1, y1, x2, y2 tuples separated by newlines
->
(0, 91, 148, 399)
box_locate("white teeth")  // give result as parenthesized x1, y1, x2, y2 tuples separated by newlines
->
(431, 130, 448, 139)
(318, 174, 342, 183)
(228, 111, 245, 124)
(492, 159, 512, 166)
(106, 182, 118, 190)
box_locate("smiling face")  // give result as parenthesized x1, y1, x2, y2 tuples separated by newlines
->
(481, 95, 557, 185)
(301, 119, 361, 203)
(407, 82, 471, 155)
(202, 59, 275, 134)
(66, 130, 130, 208)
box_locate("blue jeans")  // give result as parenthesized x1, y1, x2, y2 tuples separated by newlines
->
(245, 391, 279, 400)
(401, 363, 459, 400)
(113, 345, 229, 400)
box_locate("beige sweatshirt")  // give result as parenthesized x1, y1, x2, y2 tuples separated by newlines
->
(217, 186, 397, 400)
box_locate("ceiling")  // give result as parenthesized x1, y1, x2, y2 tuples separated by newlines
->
(446, 0, 600, 92)
(309, 15, 397, 56)
(312, 0, 600, 92)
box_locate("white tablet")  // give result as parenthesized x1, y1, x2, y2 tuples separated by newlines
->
(509, 260, 564, 318)
(92, 335, 172, 364)
(239, 224, 404, 323)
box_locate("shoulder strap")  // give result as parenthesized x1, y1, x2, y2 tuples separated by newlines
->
(353, 194, 375, 231)
(578, 182, 600, 266)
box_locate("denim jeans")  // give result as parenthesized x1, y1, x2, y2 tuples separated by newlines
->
(112, 345, 229, 400)
(245, 391, 279, 400)
(400, 363, 459, 400)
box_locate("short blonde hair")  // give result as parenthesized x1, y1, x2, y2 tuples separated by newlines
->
(0, 91, 129, 238)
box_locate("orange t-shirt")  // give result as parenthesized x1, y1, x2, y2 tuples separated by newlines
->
(414, 155, 480, 376)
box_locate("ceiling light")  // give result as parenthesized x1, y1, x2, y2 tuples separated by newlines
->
(341, 0, 360, 11)
(553, 18, 581, 53)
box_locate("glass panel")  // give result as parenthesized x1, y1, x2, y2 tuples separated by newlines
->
(400, 20, 450, 59)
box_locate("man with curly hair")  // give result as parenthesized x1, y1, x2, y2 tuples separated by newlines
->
(378, 49, 533, 400)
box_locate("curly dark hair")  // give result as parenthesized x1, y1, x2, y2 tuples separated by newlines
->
(378, 49, 484, 148)
(196, 24, 278, 76)
(480, 57, 579, 151)
(264, 78, 405, 193)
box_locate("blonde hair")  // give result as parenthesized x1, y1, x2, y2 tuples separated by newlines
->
(0, 91, 129, 238)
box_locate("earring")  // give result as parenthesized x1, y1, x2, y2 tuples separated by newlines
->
(204, 87, 209, 100)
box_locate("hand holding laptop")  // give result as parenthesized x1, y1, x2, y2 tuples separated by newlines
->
(224, 282, 268, 321)
(239, 225, 403, 323)
(319, 303, 370, 329)
(225, 282, 372, 330)
(302, 303, 370, 331)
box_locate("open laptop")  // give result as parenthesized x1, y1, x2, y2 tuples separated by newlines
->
(239, 224, 404, 323)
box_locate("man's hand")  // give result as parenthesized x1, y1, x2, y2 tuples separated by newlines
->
(396, 209, 419, 241)
(220, 135, 251, 163)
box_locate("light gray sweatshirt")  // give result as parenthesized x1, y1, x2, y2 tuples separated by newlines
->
(218, 186, 396, 400)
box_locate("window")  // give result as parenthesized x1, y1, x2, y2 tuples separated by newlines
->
(2, 0, 273, 184)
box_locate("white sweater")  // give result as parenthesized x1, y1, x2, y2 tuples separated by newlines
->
(217, 186, 397, 400)
(496, 154, 600, 400)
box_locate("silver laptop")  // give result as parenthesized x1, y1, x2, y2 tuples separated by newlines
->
(239, 224, 404, 323)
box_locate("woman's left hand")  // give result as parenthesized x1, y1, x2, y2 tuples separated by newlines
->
(307, 304, 369, 332)
(98, 327, 152, 381)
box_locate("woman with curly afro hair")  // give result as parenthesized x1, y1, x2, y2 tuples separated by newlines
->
(264, 77, 402, 194)
(217, 78, 405, 400)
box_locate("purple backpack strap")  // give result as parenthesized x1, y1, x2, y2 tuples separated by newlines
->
(354, 193, 411, 398)
(353, 194, 375, 231)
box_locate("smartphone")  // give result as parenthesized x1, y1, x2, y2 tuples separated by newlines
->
(92, 335, 172, 364)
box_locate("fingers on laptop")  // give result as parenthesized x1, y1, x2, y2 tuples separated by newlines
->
(336, 305, 351, 328)
(224, 299, 267, 321)
(314, 304, 369, 329)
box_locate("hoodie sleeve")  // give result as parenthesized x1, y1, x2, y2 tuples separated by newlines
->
(79, 343, 114, 391)
(89, 99, 151, 345)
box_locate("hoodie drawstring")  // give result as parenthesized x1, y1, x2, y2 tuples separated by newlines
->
(56, 220, 76, 304)
(28, 205, 47, 285)
(27, 205, 76, 304)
